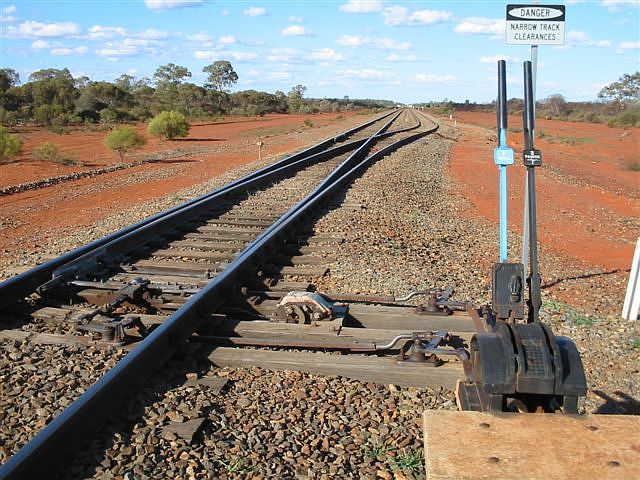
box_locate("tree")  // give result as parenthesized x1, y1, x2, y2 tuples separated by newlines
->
(153, 64, 192, 111)
(105, 126, 146, 161)
(154, 63, 192, 86)
(287, 84, 307, 113)
(203, 61, 238, 92)
(27, 68, 77, 113)
(0, 125, 23, 163)
(0, 69, 19, 91)
(148, 111, 190, 140)
(543, 94, 567, 117)
(598, 72, 640, 110)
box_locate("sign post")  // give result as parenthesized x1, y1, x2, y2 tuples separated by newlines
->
(506, 4, 566, 45)
(505, 3, 565, 303)
(505, 0, 566, 304)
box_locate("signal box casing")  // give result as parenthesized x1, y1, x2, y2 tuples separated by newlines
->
(492, 262, 525, 320)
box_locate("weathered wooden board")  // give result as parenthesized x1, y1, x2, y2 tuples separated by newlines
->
(206, 347, 461, 389)
(423, 410, 640, 480)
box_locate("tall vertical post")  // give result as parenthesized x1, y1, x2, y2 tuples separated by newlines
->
(494, 60, 514, 262)
(522, 61, 542, 323)
(521, 4, 540, 279)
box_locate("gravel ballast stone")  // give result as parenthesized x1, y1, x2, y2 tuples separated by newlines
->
(1, 119, 638, 479)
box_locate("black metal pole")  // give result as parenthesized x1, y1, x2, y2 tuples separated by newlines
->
(523, 61, 541, 323)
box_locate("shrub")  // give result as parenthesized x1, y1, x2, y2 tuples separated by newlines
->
(0, 125, 23, 163)
(607, 106, 640, 128)
(33, 104, 64, 126)
(105, 126, 146, 161)
(147, 111, 190, 140)
(99, 108, 118, 125)
(33, 141, 76, 165)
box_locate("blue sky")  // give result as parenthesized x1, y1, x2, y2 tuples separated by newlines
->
(1, 1, 638, 103)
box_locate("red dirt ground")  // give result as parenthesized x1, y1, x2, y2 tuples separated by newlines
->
(447, 111, 639, 311)
(1, 110, 638, 315)
(0, 111, 372, 267)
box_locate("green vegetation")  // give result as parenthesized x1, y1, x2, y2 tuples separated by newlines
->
(539, 134, 596, 145)
(0, 125, 22, 163)
(622, 157, 640, 172)
(33, 141, 77, 165)
(361, 441, 393, 458)
(303, 119, 313, 127)
(631, 338, 640, 349)
(391, 448, 424, 473)
(0, 63, 392, 131)
(420, 71, 639, 128)
(105, 126, 146, 161)
(147, 111, 190, 140)
(217, 458, 250, 475)
(542, 298, 595, 327)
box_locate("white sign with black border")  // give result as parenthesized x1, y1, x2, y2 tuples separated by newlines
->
(506, 4, 565, 45)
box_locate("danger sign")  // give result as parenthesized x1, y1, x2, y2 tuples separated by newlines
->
(506, 4, 565, 45)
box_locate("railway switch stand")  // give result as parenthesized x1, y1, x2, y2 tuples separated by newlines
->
(457, 61, 587, 413)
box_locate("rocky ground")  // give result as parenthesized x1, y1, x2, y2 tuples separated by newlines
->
(1, 118, 638, 479)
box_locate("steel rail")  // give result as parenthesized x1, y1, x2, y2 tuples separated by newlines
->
(0, 109, 399, 311)
(39, 110, 399, 289)
(0, 110, 431, 480)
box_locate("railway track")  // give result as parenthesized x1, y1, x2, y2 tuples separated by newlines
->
(1, 108, 478, 478)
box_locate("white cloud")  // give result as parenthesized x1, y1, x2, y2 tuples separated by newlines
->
(376, 38, 411, 50)
(221, 9, 229, 16)
(244, 6, 267, 17)
(339, 0, 383, 13)
(87, 25, 127, 39)
(13, 20, 80, 38)
(122, 37, 163, 47)
(226, 51, 258, 61)
(51, 46, 88, 56)
(186, 32, 211, 42)
(281, 25, 308, 36)
(565, 30, 611, 48)
(310, 48, 344, 61)
(386, 53, 418, 62)
(454, 17, 505, 36)
(383, 6, 452, 26)
(96, 43, 140, 57)
(218, 35, 236, 44)
(601, 0, 640, 11)
(268, 71, 293, 81)
(480, 55, 520, 64)
(288, 15, 303, 22)
(412, 73, 455, 83)
(31, 39, 55, 49)
(267, 47, 300, 63)
(195, 50, 257, 61)
(0, 4, 16, 22)
(336, 34, 411, 50)
(144, 0, 203, 10)
(134, 28, 168, 39)
(342, 68, 392, 79)
(336, 34, 368, 47)
(619, 40, 640, 49)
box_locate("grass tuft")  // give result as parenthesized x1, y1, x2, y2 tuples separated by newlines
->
(217, 457, 250, 475)
(390, 448, 424, 473)
(33, 141, 78, 165)
(362, 441, 393, 459)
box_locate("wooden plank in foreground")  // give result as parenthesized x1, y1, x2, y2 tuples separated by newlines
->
(423, 410, 640, 480)
(206, 347, 461, 389)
